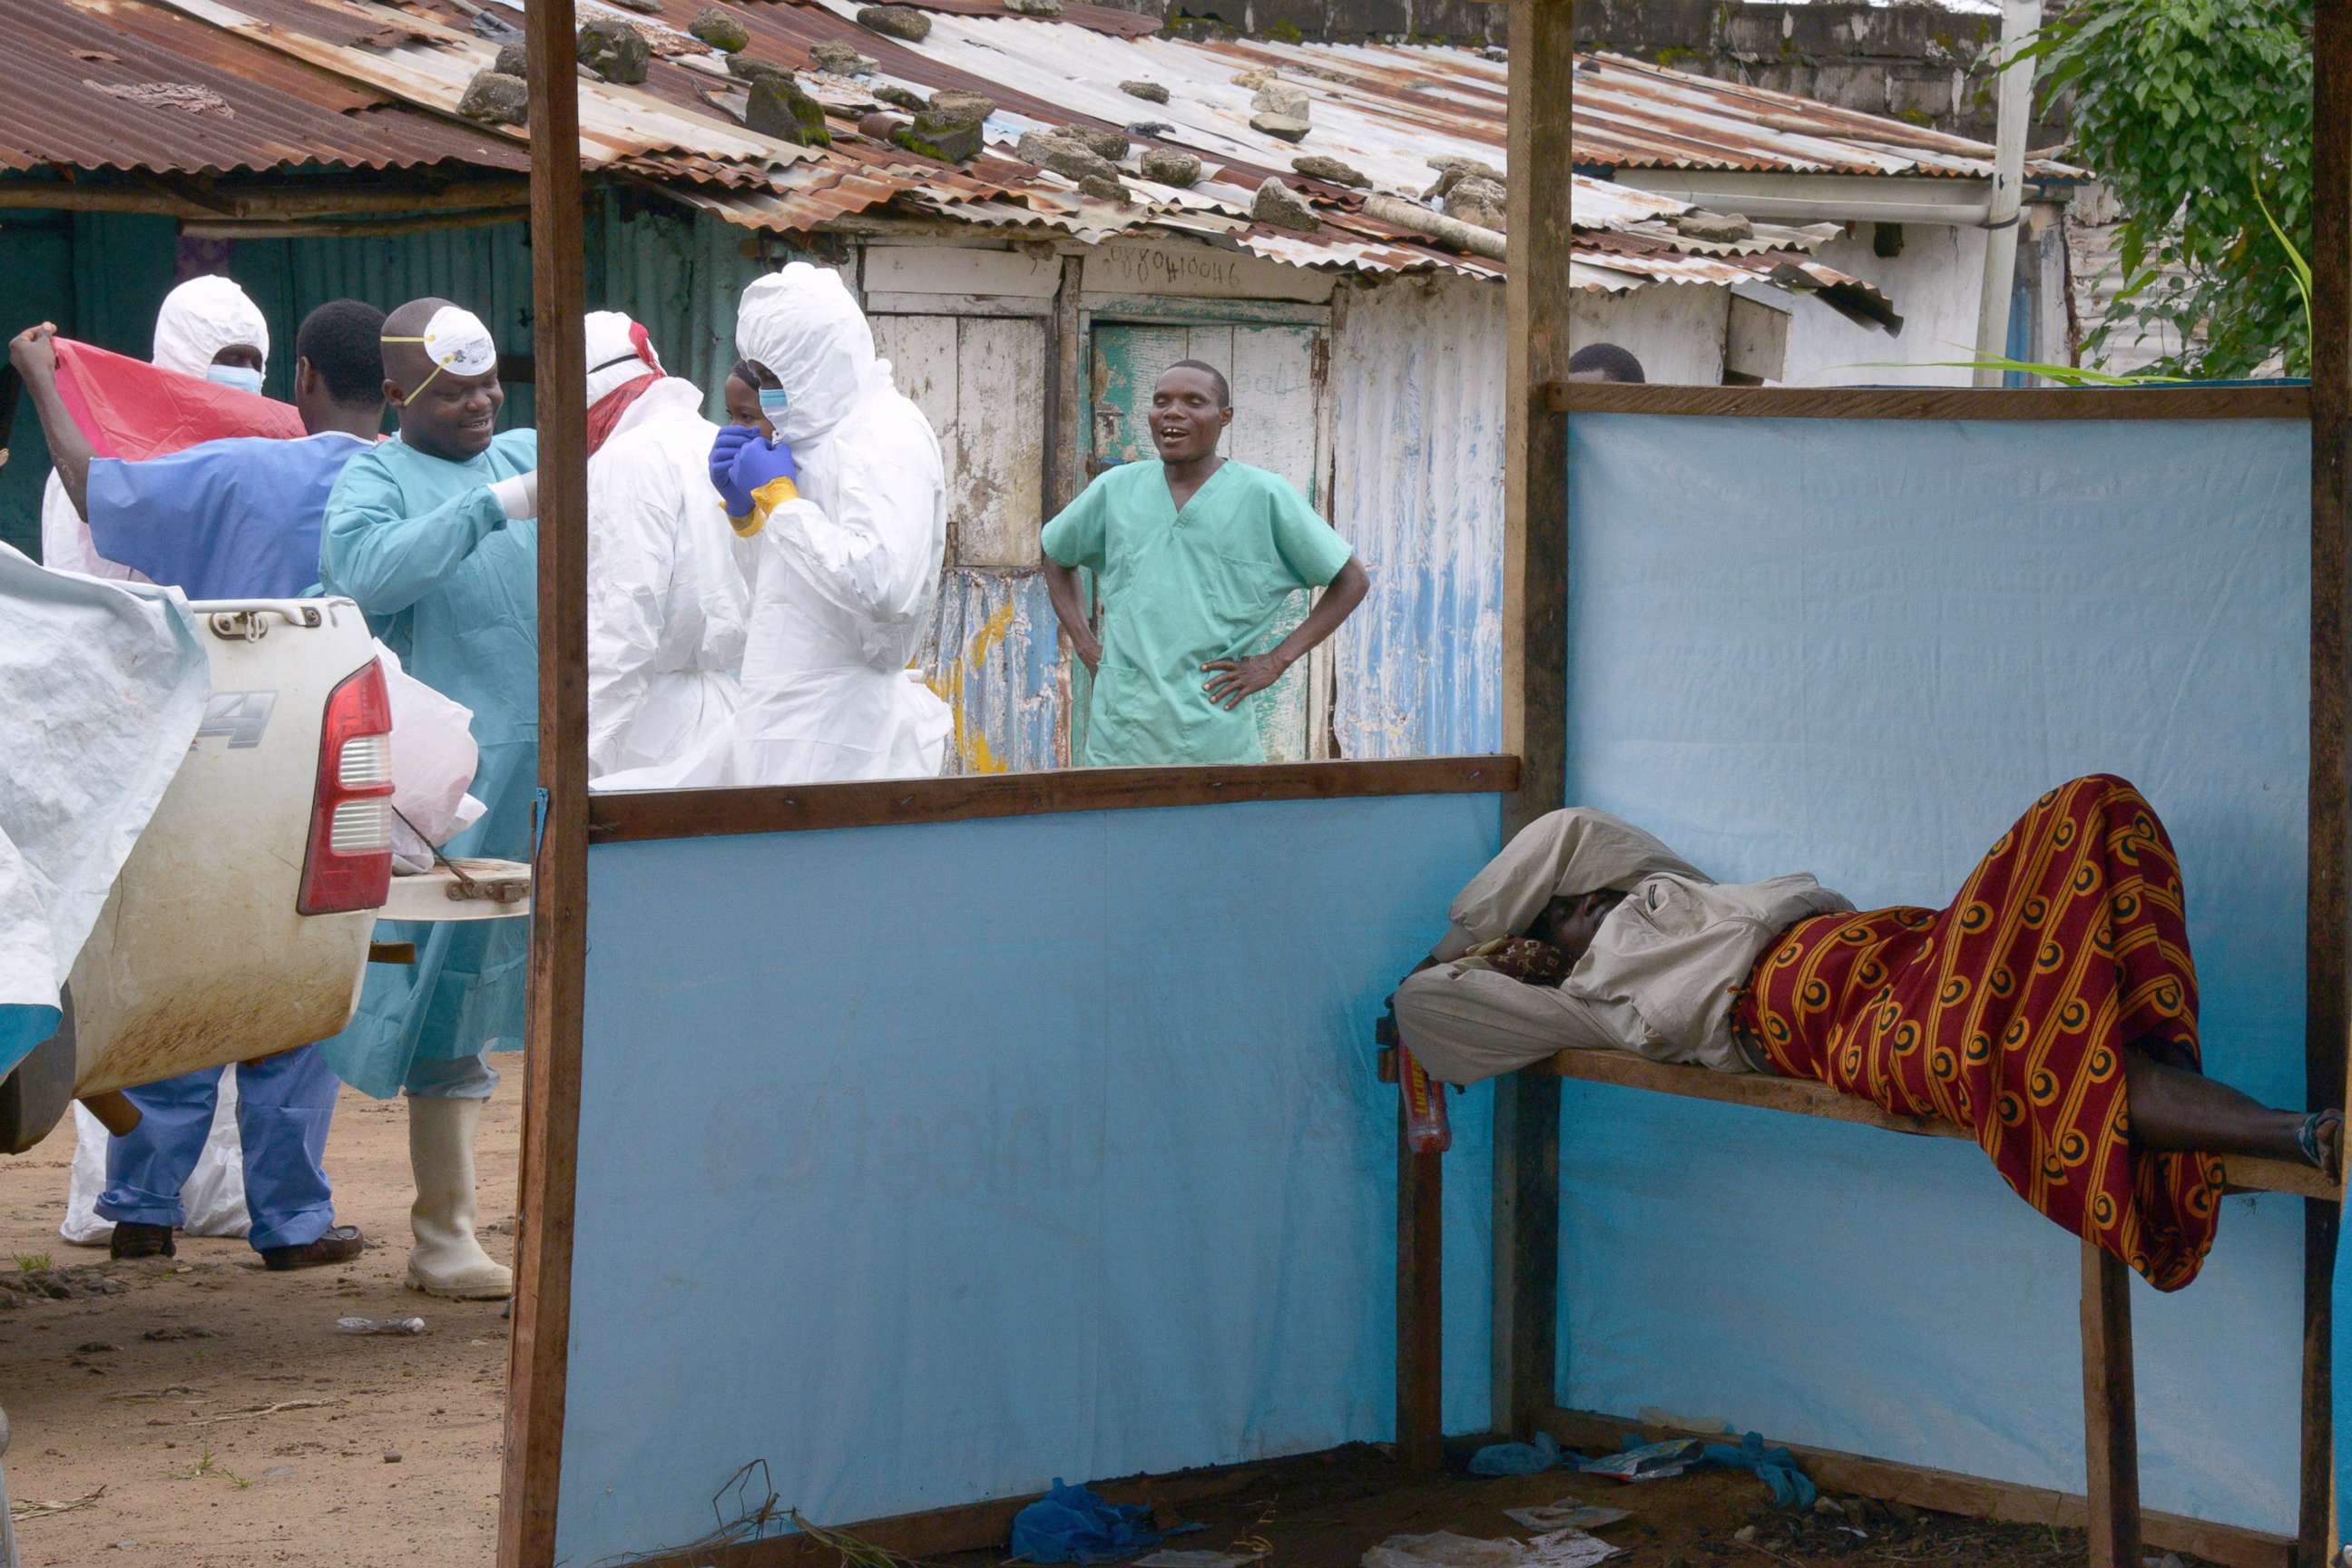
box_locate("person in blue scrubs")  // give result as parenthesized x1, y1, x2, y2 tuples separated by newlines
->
(6, 300, 389, 1269)
(317, 295, 536, 1301)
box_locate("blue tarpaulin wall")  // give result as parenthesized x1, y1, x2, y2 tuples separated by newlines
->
(556, 795, 1503, 1564)
(1561, 412, 2312, 1532)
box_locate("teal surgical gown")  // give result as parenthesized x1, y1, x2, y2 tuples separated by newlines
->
(315, 430, 539, 1099)
(1041, 459, 1354, 767)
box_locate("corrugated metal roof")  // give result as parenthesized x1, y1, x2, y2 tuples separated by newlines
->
(20, 0, 1916, 314)
(0, 0, 524, 175)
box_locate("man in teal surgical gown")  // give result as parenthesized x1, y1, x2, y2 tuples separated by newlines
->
(317, 296, 536, 1300)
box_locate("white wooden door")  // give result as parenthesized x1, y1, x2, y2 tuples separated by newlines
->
(867, 312, 1049, 570)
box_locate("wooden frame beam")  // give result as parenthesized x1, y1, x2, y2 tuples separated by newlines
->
(1484, 0, 1577, 1457)
(499, 3, 591, 1565)
(2308, 4, 2351, 1563)
(587, 758, 1516, 843)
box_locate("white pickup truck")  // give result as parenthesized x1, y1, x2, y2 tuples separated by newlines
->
(0, 595, 531, 1152)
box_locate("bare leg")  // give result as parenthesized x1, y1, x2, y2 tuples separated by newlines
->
(2122, 1044, 2340, 1171)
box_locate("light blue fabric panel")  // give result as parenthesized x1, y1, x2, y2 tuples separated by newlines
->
(1563, 412, 2310, 1532)
(557, 794, 1499, 1564)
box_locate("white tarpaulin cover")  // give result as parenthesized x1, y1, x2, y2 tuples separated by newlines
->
(0, 544, 209, 1074)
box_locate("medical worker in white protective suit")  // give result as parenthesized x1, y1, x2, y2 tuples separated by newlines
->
(580, 311, 748, 789)
(697, 264, 950, 784)
(41, 275, 272, 582)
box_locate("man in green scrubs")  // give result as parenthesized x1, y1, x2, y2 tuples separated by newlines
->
(1041, 360, 1370, 767)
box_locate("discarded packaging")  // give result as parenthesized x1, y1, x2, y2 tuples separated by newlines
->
(1502, 1501, 1630, 1533)
(335, 1317, 427, 1337)
(1362, 1530, 1617, 1568)
(1577, 1437, 1704, 1482)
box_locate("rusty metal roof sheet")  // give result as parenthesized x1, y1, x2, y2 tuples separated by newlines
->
(24, 0, 1906, 320)
(0, 0, 525, 175)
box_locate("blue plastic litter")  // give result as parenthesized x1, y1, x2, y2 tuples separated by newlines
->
(1467, 1430, 1564, 1476)
(1008, 1478, 1163, 1564)
(1701, 1432, 1818, 1510)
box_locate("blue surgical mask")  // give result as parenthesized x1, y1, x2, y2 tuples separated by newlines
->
(207, 365, 264, 396)
(757, 388, 790, 421)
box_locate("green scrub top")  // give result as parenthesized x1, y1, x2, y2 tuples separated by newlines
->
(1042, 457, 1354, 767)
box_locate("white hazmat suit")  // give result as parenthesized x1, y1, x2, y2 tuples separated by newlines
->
(41, 276, 271, 582)
(677, 264, 949, 785)
(580, 311, 749, 789)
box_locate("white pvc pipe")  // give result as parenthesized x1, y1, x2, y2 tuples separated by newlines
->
(1974, 0, 2045, 385)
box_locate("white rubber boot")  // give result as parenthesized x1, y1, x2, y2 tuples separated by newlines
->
(405, 1094, 512, 1300)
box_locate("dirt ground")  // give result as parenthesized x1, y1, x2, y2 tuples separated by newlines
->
(937, 1446, 2219, 1568)
(0, 1083, 2216, 1568)
(0, 1076, 517, 1568)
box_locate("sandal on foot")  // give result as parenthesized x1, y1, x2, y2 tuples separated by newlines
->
(2295, 1109, 2343, 1177)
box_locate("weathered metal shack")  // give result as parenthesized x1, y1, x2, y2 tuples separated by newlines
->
(0, 0, 2071, 769)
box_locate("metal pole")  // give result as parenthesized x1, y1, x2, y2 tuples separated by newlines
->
(1973, 0, 2044, 386)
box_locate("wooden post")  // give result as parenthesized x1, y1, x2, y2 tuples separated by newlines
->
(2308, 2, 2350, 1563)
(1492, 0, 1574, 1441)
(1396, 1104, 1444, 1472)
(2079, 1240, 2141, 1568)
(499, 4, 592, 1566)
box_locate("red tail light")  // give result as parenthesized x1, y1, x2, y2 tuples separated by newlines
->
(298, 660, 395, 916)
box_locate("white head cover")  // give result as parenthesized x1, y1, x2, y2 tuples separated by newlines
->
(385, 305, 498, 394)
(583, 309, 666, 407)
(151, 275, 269, 379)
(733, 262, 877, 446)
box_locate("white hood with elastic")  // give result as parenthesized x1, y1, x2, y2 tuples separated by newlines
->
(152, 275, 270, 380)
(645, 264, 948, 786)
(44, 274, 271, 582)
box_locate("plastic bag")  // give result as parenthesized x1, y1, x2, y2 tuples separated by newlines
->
(61, 1081, 250, 1245)
(375, 642, 481, 872)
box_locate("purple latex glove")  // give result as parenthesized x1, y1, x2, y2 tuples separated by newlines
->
(728, 431, 799, 503)
(709, 426, 759, 516)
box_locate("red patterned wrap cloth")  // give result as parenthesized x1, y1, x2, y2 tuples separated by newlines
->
(1732, 775, 2226, 1290)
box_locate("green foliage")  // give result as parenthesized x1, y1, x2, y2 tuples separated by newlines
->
(2020, 0, 2312, 377)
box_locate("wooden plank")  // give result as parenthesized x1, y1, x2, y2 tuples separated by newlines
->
(588, 756, 1520, 841)
(1546, 1049, 2337, 1198)
(1495, 0, 1576, 1446)
(867, 314, 961, 561)
(1396, 1102, 1445, 1472)
(952, 316, 1049, 569)
(1081, 239, 1337, 304)
(2308, 2, 2352, 1560)
(500, 6, 592, 1568)
(1538, 1408, 2295, 1568)
(863, 244, 1061, 299)
(1549, 381, 2311, 420)
(2080, 1240, 2142, 1568)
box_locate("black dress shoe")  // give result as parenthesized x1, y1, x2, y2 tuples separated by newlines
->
(260, 1225, 365, 1272)
(109, 1221, 174, 1260)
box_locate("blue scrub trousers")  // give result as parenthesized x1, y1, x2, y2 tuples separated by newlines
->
(97, 1044, 342, 1252)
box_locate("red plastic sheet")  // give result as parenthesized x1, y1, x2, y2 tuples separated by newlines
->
(51, 338, 302, 459)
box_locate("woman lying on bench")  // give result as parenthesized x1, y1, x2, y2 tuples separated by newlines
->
(1391, 775, 2340, 1290)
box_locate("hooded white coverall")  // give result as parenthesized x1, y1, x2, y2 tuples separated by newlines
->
(689, 263, 950, 785)
(580, 312, 749, 789)
(41, 276, 271, 581)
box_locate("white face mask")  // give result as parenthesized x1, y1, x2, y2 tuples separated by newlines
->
(207, 364, 264, 396)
